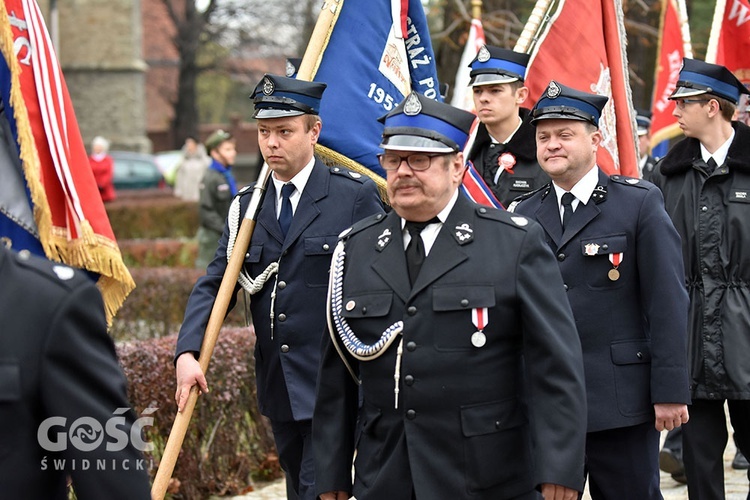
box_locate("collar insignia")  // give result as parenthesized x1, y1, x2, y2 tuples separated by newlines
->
(376, 228, 392, 251)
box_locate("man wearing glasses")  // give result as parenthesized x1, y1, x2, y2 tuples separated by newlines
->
(650, 58, 750, 499)
(313, 92, 588, 500)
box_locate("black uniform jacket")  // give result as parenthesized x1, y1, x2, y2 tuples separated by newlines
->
(467, 108, 550, 207)
(514, 169, 691, 431)
(177, 159, 384, 422)
(314, 194, 587, 499)
(0, 246, 150, 499)
(650, 122, 750, 400)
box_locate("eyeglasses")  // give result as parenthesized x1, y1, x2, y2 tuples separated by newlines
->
(378, 153, 444, 171)
(674, 98, 710, 110)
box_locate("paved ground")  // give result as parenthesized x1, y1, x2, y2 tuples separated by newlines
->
(232, 432, 749, 499)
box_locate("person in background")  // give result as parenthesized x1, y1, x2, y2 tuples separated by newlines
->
(314, 92, 587, 500)
(512, 81, 690, 499)
(636, 110, 658, 181)
(88, 135, 116, 202)
(175, 75, 384, 500)
(195, 129, 237, 269)
(0, 244, 150, 499)
(174, 135, 210, 202)
(650, 58, 750, 499)
(466, 45, 549, 206)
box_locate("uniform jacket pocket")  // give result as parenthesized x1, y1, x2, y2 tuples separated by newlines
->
(610, 340, 652, 417)
(304, 235, 337, 286)
(580, 233, 628, 290)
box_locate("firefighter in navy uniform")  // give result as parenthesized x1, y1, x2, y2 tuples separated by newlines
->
(466, 45, 549, 206)
(314, 92, 587, 500)
(511, 81, 690, 499)
(175, 75, 384, 500)
(0, 245, 150, 499)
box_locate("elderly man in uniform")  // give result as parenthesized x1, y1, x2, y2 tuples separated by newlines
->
(650, 58, 750, 499)
(511, 81, 691, 499)
(175, 75, 384, 500)
(0, 244, 150, 499)
(466, 45, 549, 206)
(314, 92, 587, 500)
(196, 129, 238, 268)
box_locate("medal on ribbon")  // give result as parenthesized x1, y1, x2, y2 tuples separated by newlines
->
(608, 252, 623, 281)
(471, 307, 488, 348)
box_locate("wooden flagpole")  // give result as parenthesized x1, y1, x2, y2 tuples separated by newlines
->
(514, 0, 556, 54)
(150, 3, 346, 498)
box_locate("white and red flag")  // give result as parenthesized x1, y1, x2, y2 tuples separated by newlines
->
(0, 0, 134, 322)
(707, 0, 750, 87)
(451, 18, 485, 112)
(519, 0, 639, 177)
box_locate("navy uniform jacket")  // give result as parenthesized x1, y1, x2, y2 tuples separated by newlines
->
(0, 246, 150, 499)
(176, 159, 384, 422)
(513, 169, 691, 432)
(314, 194, 587, 499)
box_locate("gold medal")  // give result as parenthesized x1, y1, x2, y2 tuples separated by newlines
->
(608, 268, 620, 281)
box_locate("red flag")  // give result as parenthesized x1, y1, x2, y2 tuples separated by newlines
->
(0, 0, 134, 322)
(520, 0, 639, 177)
(650, 0, 692, 149)
(707, 0, 750, 87)
(451, 18, 486, 111)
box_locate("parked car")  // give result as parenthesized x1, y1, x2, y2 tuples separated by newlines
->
(153, 150, 183, 186)
(111, 151, 164, 190)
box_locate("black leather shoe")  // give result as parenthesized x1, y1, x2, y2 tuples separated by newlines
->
(732, 449, 749, 470)
(671, 472, 688, 484)
(659, 448, 685, 476)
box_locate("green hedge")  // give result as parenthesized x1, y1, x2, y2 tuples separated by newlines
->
(111, 267, 247, 342)
(119, 239, 199, 268)
(106, 195, 199, 240)
(116, 328, 281, 499)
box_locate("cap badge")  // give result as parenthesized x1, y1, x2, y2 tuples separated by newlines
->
(262, 77, 275, 96)
(547, 81, 561, 99)
(403, 92, 422, 116)
(477, 45, 491, 63)
(584, 243, 600, 256)
(285, 60, 296, 77)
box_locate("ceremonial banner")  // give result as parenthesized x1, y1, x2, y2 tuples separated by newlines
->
(519, 0, 639, 177)
(307, 0, 441, 186)
(450, 18, 485, 111)
(707, 0, 750, 85)
(651, 0, 692, 158)
(0, 0, 134, 323)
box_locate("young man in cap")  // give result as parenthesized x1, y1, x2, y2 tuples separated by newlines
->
(314, 92, 587, 500)
(512, 81, 691, 499)
(636, 110, 658, 181)
(650, 58, 750, 499)
(175, 74, 384, 500)
(466, 45, 549, 206)
(196, 129, 237, 268)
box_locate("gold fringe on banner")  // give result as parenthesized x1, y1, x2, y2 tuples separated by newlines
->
(315, 144, 389, 202)
(0, 1, 135, 325)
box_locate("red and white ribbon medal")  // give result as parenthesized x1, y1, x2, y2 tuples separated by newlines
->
(471, 307, 488, 348)
(608, 252, 623, 281)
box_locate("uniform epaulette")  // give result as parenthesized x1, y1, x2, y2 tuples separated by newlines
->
(338, 212, 386, 240)
(329, 166, 370, 184)
(609, 175, 650, 190)
(506, 182, 552, 212)
(475, 205, 531, 230)
(12, 249, 85, 290)
(236, 184, 254, 198)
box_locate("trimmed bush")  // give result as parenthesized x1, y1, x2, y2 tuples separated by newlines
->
(117, 328, 281, 499)
(111, 267, 247, 341)
(119, 239, 199, 268)
(106, 194, 199, 240)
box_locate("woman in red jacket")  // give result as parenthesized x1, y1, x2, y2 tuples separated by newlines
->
(88, 136, 116, 202)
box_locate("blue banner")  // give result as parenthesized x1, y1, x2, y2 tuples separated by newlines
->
(313, 0, 442, 177)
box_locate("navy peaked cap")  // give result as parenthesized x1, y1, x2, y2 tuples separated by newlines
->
(378, 92, 476, 153)
(251, 74, 326, 119)
(469, 45, 530, 87)
(669, 58, 749, 104)
(531, 81, 608, 127)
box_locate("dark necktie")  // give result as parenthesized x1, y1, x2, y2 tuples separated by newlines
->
(405, 217, 439, 285)
(706, 157, 718, 173)
(561, 192, 575, 231)
(278, 183, 295, 237)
